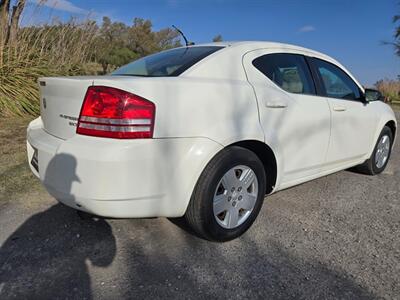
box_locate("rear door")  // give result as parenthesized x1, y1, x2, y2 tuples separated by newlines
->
(307, 57, 378, 169)
(243, 51, 331, 185)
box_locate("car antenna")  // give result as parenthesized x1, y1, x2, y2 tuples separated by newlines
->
(172, 25, 194, 46)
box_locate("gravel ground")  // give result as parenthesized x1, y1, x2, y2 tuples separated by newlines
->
(0, 112, 399, 299)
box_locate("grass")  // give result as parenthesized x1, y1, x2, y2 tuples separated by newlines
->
(0, 21, 98, 117)
(0, 117, 43, 206)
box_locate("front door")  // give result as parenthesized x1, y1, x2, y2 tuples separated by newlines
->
(308, 57, 377, 169)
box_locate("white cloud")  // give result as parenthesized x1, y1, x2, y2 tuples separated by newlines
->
(30, 0, 88, 14)
(299, 25, 316, 33)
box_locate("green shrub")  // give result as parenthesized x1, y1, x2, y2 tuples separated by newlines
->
(375, 79, 400, 104)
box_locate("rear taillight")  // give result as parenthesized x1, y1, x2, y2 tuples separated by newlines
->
(77, 86, 155, 139)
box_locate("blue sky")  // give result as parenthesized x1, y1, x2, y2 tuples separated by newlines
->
(25, 0, 399, 85)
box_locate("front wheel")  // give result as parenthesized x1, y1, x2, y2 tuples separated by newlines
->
(185, 146, 266, 242)
(355, 126, 393, 175)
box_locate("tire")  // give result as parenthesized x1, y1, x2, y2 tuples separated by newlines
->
(355, 126, 393, 175)
(185, 146, 266, 242)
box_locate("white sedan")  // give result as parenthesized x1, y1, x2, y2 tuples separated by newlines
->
(27, 41, 397, 241)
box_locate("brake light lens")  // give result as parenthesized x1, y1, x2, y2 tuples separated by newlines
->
(77, 86, 155, 139)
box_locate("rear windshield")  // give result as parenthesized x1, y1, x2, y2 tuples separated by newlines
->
(111, 46, 223, 77)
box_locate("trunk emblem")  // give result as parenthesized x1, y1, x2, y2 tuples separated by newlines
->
(43, 98, 47, 109)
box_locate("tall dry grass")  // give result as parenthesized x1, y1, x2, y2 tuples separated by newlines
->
(0, 20, 98, 116)
(375, 79, 400, 104)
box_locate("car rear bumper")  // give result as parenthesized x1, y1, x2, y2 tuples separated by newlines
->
(27, 117, 222, 218)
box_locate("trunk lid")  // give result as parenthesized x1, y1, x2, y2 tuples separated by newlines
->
(39, 77, 95, 140)
(39, 75, 184, 140)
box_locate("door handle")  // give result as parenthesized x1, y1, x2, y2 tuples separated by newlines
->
(265, 102, 287, 108)
(333, 105, 347, 112)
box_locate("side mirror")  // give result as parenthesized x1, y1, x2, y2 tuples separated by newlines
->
(364, 88, 384, 102)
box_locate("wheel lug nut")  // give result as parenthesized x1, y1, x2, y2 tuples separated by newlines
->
(238, 195, 242, 200)
(231, 187, 235, 192)
(238, 187, 242, 192)
(228, 196, 232, 201)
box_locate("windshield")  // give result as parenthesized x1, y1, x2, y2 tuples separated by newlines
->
(111, 46, 223, 77)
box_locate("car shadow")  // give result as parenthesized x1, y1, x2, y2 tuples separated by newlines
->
(119, 217, 376, 299)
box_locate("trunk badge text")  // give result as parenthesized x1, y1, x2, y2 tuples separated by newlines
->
(42, 98, 46, 109)
(59, 114, 78, 127)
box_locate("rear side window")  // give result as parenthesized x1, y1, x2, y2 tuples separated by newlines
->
(112, 46, 223, 77)
(310, 58, 361, 100)
(252, 53, 315, 95)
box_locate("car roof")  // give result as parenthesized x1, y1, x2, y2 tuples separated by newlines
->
(181, 41, 363, 91)
(189, 41, 335, 62)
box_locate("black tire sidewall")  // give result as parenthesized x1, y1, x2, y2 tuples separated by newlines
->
(371, 126, 393, 174)
(197, 147, 266, 241)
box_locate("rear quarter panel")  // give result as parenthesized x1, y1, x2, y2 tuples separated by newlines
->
(92, 77, 264, 146)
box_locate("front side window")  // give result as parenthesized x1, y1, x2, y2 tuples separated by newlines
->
(112, 46, 223, 77)
(311, 58, 361, 100)
(252, 53, 315, 95)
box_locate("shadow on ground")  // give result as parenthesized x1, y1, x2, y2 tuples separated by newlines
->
(0, 205, 374, 299)
(0, 204, 116, 299)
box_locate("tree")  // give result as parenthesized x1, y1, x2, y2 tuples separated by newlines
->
(394, 13, 400, 56)
(0, 0, 26, 46)
(0, 0, 11, 45)
(212, 34, 223, 42)
(127, 18, 180, 56)
(8, 0, 25, 43)
(95, 16, 133, 73)
(95, 17, 181, 74)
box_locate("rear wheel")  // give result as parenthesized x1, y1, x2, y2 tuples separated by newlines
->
(355, 126, 393, 175)
(185, 146, 266, 242)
